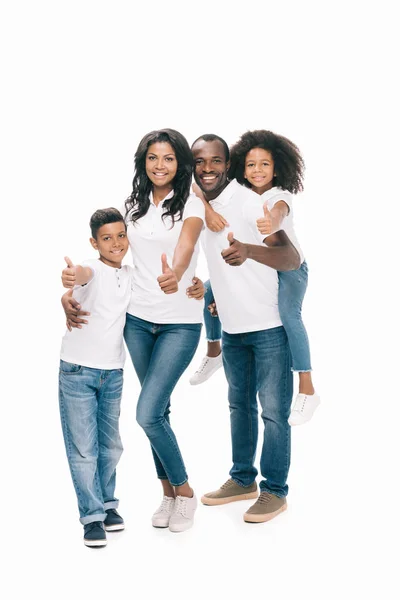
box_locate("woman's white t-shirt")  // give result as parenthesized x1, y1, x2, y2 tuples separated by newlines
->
(125, 191, 205, 324)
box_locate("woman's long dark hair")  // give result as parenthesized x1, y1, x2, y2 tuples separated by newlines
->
(125, 129, 193, 226)
(229, 130, 305, 194)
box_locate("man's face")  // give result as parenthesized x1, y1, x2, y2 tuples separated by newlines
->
(192, 139, 229, 200)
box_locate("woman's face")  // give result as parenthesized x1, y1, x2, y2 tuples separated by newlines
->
(145, 142, 178, 189)
(244, 148, 275, 194)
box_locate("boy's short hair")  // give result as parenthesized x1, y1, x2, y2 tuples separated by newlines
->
(90, 208, 126, 239)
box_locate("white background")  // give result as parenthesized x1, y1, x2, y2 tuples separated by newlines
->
(1, 1, 399, 598)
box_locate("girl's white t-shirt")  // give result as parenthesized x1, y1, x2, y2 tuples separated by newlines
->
(60, 259, 133, 369)
(125, 191, 205, 324)
(261, 187, 305, 263)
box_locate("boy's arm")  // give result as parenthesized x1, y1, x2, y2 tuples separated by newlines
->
(221, 230, 301, 271)
(61, 257, 93, 288)
(256, 201, 289, 236)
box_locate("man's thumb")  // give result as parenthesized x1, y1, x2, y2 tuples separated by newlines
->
(64, 256, 74, 268)
(227, 232, 235, 245)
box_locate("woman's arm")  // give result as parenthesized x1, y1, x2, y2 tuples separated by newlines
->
(221, 230, 301, 271)
(61, 290, 90, 330)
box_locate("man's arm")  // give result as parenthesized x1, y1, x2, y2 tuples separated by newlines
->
(221, 230, 301, 271)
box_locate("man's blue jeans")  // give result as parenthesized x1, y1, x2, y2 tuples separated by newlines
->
(222, 326, 293, 497)
(124, 313, 201, 486)
(58, 360, 123, 524)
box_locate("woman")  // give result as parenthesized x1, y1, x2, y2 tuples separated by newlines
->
(63, 129, 205, 533)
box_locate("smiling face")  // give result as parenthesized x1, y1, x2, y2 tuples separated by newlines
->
(90, 221, 129, 268)
(145, 141, 178, 190)
(244, 148, 275, 194)
(192, 139, 230, 200)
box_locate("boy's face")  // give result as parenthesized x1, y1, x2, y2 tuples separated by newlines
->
(90, 221, 129, 268)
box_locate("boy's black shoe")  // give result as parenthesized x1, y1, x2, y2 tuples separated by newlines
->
(83, 521, 107, 547)
(104, 508, 125, 531)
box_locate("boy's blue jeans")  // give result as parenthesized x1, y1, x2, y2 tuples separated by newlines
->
(58, 360, 123, 525)
(203, 261, 311, 371)
(124, 313, 201, 486)
(222, 326, 293, 497)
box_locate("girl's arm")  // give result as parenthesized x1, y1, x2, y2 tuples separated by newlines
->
(256, 201, 289, 236)
(192, 182, 228, 232)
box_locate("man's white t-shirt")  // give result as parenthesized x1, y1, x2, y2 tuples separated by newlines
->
(125, 191, 205, 324)
(203, 179, 282, 335)
(60, 259, 133, 369)
(261, 187, 304, 263)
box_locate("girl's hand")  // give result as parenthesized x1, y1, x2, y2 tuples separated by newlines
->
(186, 277, 205, 300)
(206, 207, 229, 232)
(61, 290, 90, 331)
(256, 205, 274, 235)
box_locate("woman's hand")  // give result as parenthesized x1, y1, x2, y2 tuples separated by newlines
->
(186, 277, 205, 300)
(206, 206, 229, 232)
(157, 254, 179, 294)
(61, 290, 90, 331)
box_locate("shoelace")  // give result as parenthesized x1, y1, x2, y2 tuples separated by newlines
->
(293, 395, 308, 413)
(256, 493, 272, 505)
(86, 521, 103, 533)
(106, 508, 118, 517)
(221, 479, 236, 490)
(173, 496, 187, 517)
(158, 497, 174, 513)
(195, 357, 210, 374)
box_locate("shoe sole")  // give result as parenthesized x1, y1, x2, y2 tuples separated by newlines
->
(104, 523, 125, 531)
(201, 490, 258, 506)
(152, 522, 169, 528)
(169, 522, 194, 533)
(243, 502, 287, 523)
(84, 539, 107, 547)
(189, 363, 223, 386)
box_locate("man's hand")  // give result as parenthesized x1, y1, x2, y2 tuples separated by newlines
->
(186, 276, 205, 300)
(62, 256, 77, 288)
(221, 232, 249, 266)
(157, 254, 179, 294)
(61, 290, 90, 331)
(206, 207, 229, 232)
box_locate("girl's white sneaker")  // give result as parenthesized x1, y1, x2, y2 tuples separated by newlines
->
(152, 496, 175, 528)
(288, 393, 321, 426)
(169, 494, 197, 533)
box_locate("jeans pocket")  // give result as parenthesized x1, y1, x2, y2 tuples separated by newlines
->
(59, 360, 82, 375)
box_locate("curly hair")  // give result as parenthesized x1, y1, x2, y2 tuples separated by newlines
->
(229, 130, 305, 194)
(125, 129, 193, 226)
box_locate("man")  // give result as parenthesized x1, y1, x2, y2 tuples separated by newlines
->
(191, 134, 300, 523)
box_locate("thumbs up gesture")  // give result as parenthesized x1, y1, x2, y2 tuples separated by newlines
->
(256, 203, 274, 235)
(61, 256, 77, 288)
(157, 253, 179, 294)
(221, 232, 249, 266)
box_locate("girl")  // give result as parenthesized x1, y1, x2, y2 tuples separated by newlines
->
(63, 129, 205, 532)
(190, 130, 320, 426)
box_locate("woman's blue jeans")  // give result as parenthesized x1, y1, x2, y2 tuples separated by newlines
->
(203, 261, 311, 371)
(124, 313, 201, 486)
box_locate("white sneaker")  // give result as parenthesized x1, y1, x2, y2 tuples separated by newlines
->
(189, 354, 223, 385)
(169, 494, 197, 533)
(288, 393, 321, 426)
(151, 496, 175, 528)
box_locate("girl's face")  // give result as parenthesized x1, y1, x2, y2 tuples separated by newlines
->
(145, 141, 178, 189)
(244, 148, 275, 194)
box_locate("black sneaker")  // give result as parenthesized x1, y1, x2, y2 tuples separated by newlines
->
(83, 521, 107, 547)
(104, 508, 125, 531)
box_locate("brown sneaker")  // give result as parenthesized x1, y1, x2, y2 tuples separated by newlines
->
(243, 492, 287, 523)
(201, 479, 258, 506)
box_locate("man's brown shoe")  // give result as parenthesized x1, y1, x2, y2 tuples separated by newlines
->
(243, 492, 287, 523)
(201, 479, 258, 506)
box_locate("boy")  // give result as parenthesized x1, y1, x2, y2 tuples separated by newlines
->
(59, 207, 132, 547)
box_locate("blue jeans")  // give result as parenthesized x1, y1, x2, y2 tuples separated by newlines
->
(58, 360, 123, 525)
(222, 326, 292, 497)
(124, 314, 201, 486)
(204, 261, 311, 371)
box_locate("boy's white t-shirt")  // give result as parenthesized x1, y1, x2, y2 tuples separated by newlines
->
(261, 187, 304, 263)
(125, 191, 205, 324)
(203, 179, 282, 335)
(60, 259, 133, 370)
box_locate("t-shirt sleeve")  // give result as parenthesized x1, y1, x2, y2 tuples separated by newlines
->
(242, 199, 267, 245)
(182, 193, 205, 223)
(266, 190, 293, 214)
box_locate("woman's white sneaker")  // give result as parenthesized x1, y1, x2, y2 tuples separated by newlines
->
(189, 354, 223, 385)
(169, 494, 197, 533)
(152, 496, 175, 528)
(288, 393, 321, 426)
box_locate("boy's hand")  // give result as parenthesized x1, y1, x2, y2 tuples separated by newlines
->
(221, 232, 249, 266)
(62, 256, 77, 288)
(61, 290, 90, 331)
(256, 204, 280, 235)
(206, 207, 229, 232)
(186, 277, 205, 300)
(157, 253, 179, 294)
